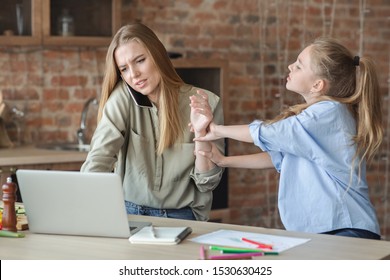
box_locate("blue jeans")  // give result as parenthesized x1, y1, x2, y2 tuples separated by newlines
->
(125, 201, 196, 220)
(322, 228, 381, 240)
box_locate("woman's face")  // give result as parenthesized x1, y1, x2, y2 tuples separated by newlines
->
(286, 45, 321, 103)
(115, 40, 161, 104)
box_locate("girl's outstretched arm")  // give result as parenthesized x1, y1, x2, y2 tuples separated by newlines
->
(208, 123, 253, 143)
(198, 142, 273, 169)
(192, 121, 253, 143)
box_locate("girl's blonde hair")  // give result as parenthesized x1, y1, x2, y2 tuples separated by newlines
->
(268, 37, 383, 167)
(98, 22, 185, 155)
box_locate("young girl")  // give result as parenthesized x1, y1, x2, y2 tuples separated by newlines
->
(192, 37, 382, 239)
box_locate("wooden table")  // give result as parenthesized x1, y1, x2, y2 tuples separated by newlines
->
(1, 215, 390, 260)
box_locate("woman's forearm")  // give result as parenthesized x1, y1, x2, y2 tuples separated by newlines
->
(194, 130, 217, 172)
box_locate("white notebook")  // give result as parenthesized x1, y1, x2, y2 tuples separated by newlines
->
(129, 226, 192, 245)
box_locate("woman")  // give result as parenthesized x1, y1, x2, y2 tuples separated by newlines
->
(192, 37, 382, 239)
(81, 22, 224, 221)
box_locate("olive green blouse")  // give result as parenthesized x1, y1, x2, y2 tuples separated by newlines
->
(81, 81, 224, 221)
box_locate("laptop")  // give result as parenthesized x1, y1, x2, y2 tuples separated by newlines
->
(16, 169, 151, 238)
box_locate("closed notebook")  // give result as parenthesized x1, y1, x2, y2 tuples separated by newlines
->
(129, 226, 192, 245)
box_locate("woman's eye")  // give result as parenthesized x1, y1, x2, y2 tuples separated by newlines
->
(136, 58, 145, 64)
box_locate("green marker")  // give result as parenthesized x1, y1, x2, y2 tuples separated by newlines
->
(0, 230, 25, 238)
(209, 245, 279, 255)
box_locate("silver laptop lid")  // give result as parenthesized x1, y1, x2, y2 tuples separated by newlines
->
(16, 169, 131, 238)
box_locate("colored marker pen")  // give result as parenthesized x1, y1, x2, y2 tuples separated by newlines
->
(0, 230, 25, 238)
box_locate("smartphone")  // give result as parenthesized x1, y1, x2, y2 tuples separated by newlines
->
(123, 81, 153, 108)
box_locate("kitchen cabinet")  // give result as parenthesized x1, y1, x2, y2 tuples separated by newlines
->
(0, 0, 122, 46)
(0, 0, 42, 46)
(41, 0, 122, 46)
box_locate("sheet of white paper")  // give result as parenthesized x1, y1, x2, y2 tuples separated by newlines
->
(189, 229, 311, 252)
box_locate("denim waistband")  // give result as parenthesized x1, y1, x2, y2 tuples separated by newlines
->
(125, 201, 196, 220)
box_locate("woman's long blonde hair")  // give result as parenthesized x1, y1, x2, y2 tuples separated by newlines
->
(98, 22, 185, 155)
(268, 37, 383, 168)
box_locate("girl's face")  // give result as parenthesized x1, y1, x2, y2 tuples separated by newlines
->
(286, 45, 321, 103)
(115, 40, 161, 104)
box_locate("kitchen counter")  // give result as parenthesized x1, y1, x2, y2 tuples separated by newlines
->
(0, 145, 87, 167)
(0, 145, 88, 194)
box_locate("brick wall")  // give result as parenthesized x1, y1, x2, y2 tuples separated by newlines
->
(1, 0, 389, 240)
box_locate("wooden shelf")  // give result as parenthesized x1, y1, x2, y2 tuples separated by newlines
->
(42, 0, 122, 46)
(0, 0, 42, 46)
(0, 0, 121, 47)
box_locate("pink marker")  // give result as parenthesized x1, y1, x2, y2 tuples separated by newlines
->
(209, 252, 264, 260)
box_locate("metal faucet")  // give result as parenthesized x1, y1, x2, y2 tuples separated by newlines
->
(10, 106, 25, 146)
(77, 97, 98, 145)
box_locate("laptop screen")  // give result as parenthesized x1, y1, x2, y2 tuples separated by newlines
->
(16, 169, 146, 238)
